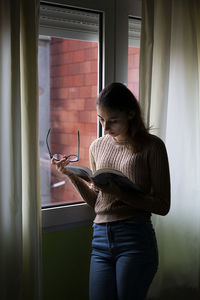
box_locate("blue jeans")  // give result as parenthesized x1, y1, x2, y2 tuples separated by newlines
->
(89, 217, 158, 300)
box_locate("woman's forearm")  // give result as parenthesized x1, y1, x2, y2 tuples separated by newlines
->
(121, 191, 170, 216)
(67, 173, 98, 208)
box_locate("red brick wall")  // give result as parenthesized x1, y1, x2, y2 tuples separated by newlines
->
(128, 47, 140, 100)
(49, 38, 98, 204)
(49, 38, 140, 204)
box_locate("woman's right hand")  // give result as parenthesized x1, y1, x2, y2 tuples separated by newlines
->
(51, 155, 73, 177)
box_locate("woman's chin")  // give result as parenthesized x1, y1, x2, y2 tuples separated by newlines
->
(107, 132, 116, 136)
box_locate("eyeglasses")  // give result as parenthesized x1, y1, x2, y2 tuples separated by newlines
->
(46, 128, 80, 162)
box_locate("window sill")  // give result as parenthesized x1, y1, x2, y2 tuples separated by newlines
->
(42, 202, 95, 233)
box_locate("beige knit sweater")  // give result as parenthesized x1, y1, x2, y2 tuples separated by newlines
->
(69, 134, 170, 223)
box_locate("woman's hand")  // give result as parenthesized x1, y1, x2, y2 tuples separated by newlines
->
(51, 155, 73, 177)
(93, 179, 123, 197)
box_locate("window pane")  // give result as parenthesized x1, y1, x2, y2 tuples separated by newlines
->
(39, 11, 99, 207)
(128, 18, 141, 100)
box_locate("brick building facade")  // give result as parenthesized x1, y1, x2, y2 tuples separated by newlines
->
(40, 37, 139, 205)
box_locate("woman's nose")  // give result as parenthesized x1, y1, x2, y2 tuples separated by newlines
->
(104, 122, 110, 130)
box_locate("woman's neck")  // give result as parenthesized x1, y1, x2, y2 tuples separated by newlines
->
(114, 134, 128, 143)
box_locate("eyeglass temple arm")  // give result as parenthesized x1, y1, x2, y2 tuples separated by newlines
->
(77, 130, 80, 159)
(46, 128, 53, 158)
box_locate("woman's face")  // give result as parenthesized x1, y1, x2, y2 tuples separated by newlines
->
(97, 105, 131, 141)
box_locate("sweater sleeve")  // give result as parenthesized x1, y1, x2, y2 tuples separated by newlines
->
(89, 143, 101, 193)
(122, 138, 171, 216)
(68, 174, 98, 208)
(67, 143, 99, 209)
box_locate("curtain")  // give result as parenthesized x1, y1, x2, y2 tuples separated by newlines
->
(0, 0, 41, 299)
(140, 0, 200, 299)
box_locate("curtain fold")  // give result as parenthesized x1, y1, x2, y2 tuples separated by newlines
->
(140, 0, 200, 299)
(0, 1, 41, 299)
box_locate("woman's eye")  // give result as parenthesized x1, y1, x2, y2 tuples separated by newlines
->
(98, 118, 118, 124)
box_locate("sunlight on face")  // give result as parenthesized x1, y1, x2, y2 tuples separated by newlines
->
(97, 105, 130, 142)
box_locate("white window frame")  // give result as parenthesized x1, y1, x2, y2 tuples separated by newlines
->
(41, 0, 142, 232)
(128, 17, 141, 47)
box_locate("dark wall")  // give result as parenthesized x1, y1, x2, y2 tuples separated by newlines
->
(42, 226, 92, 300)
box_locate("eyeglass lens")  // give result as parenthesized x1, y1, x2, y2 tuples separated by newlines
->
(53, 154, 78, 162)
(47, 128, 79, 162)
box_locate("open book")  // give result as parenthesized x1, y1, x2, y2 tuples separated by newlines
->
(65, 165, 142, 193)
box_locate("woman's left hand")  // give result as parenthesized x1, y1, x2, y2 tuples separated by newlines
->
(93, 179, 123, 196)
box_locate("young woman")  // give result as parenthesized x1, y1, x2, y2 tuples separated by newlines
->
(52, 82, 171, 300)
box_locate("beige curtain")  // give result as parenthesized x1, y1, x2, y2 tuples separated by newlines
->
(0, 0, 41, 299)
(140, 0, 200, 299)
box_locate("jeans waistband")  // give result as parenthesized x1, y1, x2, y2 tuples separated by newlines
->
(94, 216, 151, 227)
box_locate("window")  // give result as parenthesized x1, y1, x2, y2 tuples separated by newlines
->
(128, 17, 141, 100)
(40, 1, 142, 231)
(39, 4, 101, 208)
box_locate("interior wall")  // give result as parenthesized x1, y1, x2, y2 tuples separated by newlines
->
(42, 226, 93, 300)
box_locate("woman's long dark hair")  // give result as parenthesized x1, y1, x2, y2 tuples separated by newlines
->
(97, 82, 149, 153)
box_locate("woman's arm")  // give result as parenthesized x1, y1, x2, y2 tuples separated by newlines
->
(67, 173, 98, 209)
(121, 139, 171, 216)
(51, 157, 98, 209)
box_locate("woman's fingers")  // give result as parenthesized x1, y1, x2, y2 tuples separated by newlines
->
(51, 157, 57, 165)
(93, 179, 122, 195)
(92, 180, 112, 193)
(50, 156, 75, 177)
(57, 158, 69, 170)
(51, 156, 71, 174)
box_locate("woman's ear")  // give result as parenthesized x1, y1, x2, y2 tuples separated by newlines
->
(128, 111, 135, 120)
